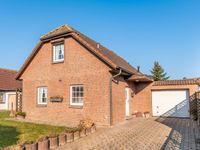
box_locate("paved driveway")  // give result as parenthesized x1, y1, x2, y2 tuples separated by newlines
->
(58, 118, 200, 150)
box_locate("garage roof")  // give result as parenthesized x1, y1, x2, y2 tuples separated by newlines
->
(153, 78, 200, 86)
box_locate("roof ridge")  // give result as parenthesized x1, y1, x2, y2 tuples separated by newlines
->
(40, 24, 72, 39)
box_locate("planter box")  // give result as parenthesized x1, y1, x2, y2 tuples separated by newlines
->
(49, 136, 58, 149)
(86, 128, 91, 135)
(91, 125, 96, 133)
(50, 98, 63, 102)
(58, 134, 66, 146)
(80, 129, 86, 137)
(66, 132, 74, 143)
(38, 138, 49, 150)
(24, 142, 37, 150)
(73, 131, 80, 140)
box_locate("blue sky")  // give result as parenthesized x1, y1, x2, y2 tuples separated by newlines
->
(0, 0, 200, 79)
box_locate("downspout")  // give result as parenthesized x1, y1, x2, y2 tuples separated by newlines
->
(109, 69, 122, 126)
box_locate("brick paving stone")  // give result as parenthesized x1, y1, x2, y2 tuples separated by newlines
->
(57, 118, 200, 150)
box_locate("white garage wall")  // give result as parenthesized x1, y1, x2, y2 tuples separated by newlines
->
(152, 90, 189, 118)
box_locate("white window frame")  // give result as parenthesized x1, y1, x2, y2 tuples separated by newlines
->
(53, 43, 64, 63)
(70, 85, 84, 106)
(0, 92, 5, 104)
(37, 87, 48, 105)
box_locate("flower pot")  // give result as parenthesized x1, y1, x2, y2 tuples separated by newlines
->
(80, 129, 86, 137)
(58, 134, 66, 146)
(86, 128, 91, 135)
(49, 136, 58, 149)
(24, 142, 37, 150)
(73, 131, 80, 140)
(38, 138, 49, 150)
(66, 132, 74, 143)
(91, 125, 96, 133)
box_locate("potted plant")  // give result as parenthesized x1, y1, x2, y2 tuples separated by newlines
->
(38, 136, 49, 150)
(16, 112, 26, 119)
(48, 134, 58, 149)
(50, 96, 63, 102)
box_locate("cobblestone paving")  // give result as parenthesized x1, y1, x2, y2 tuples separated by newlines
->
(57, 118, 200, 150)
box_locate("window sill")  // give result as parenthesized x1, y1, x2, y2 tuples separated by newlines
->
(36, 104, 47, 107)
(69, 105, 83, 109)
(52, 60, 64, 64)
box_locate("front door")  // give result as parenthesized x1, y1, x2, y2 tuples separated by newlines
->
(125, 88, 130, 116)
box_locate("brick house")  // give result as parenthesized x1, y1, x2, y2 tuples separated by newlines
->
(0, 68, 22, 110)
(16, 25, 152, 126)
(16, 25, 200, 126)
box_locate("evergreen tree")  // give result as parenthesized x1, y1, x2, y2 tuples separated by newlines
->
(150, 61, 170, 81)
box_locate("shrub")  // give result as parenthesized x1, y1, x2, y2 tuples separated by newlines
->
(16, 112, 26, 117)
(78, 119, 94, 129)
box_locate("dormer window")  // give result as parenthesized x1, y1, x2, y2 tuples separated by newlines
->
(53, 43, 64, 63)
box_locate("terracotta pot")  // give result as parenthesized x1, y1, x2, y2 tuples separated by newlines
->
(80, 129, 86, 137)
(86, 128, 91, 135)
(66, 132, 74, 143)
(24, 142, 37, 150)
(38, 138, 49, 150)
(73, 131, 80, 140)
(91, 125, 96, 133)
(58, 134, 66, 146)
(49, 136, 58, 149)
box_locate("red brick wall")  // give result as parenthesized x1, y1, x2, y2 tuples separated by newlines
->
(133, 82, 199, 115)
(112, 77, 135, 124)
(21, 37, 113, 126)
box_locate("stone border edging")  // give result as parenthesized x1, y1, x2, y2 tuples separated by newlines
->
(2, 125, 96, 150)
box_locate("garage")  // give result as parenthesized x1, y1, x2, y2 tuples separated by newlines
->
(152, 90, 190, 118)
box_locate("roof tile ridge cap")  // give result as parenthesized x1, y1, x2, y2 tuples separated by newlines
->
(71, 32, 117, 68)
(40, 24, 71, 39)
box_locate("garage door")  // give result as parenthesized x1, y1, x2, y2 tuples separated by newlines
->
(152, 90, 189, 118)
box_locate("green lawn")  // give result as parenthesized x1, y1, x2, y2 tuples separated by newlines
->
(0, 111, 68, 148)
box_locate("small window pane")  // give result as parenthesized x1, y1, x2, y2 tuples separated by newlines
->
(70, 85, 84, 106)
(38, 87, 47, 104)
(0, 93, 4, 103)
(53, 44, 64, 62)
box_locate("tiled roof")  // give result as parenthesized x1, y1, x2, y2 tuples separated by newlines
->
(127, 74, 153, 82)
(153, 79, 200, 86)
(0, 68, 22, 90)
(41, 25, 139, 74)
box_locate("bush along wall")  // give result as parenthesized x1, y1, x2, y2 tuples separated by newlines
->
(2, 124, 96, 150)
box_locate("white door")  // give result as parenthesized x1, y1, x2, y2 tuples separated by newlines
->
(152, 90, 189, 118)
(125, 88, 130, 116)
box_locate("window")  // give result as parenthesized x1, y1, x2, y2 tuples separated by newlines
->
(37, 87, 48, 105)
(0, 93, 5, 104)
(70, 85, 84, 106)
(53, 43, 64, 62)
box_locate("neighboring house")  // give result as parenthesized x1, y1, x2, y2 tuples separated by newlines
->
(0, 68, 22, 110)
(16, 25, 152, 126)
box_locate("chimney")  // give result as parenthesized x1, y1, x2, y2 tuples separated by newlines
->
(137, 66, 140, 72)
(97, 43, 100, 49)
